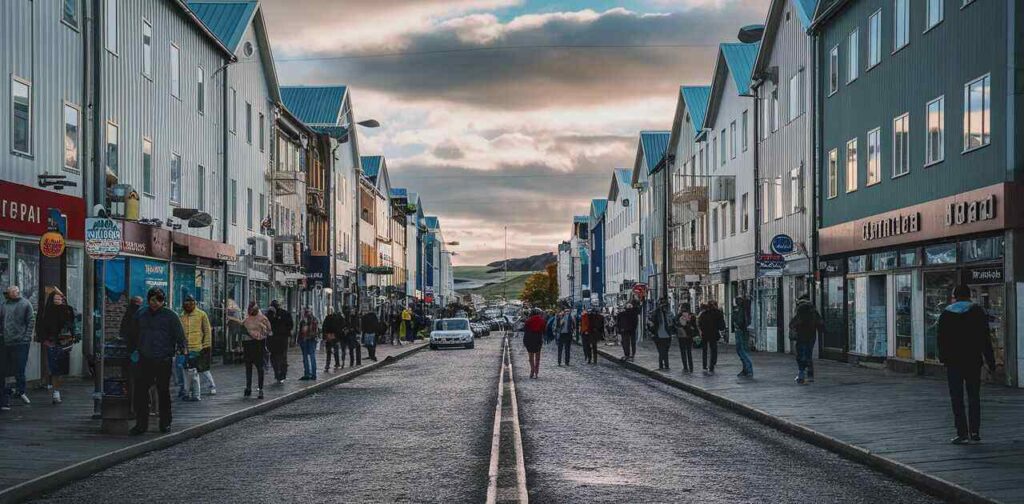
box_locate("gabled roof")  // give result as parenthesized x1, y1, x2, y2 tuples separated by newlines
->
(360, 156, 383, 180)
(794, 0, 818, 29)
(752, 0, 818, 82)
(632, 131, 671, 181)
(280, 86, 348, 129)
(614, 168, 632, 186)
(389, 187, 408, 199)
(682, 86, 712, 139)
(573, 215, 588, 224)
(704, 42, 760, 130)
(187, 1, 257, 53)
(424, 216, 440, 230)
(590, 199, 607, 217)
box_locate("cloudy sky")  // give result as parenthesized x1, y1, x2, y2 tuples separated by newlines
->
(263, 0, 767, 265)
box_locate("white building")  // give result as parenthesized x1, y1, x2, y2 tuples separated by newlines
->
(702, 42, 760, 329)
(604, 169, 639, 305)
(557, 241, 573, 301)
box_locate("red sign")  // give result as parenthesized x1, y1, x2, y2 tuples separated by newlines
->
(39, 231, 66, 257)
(632, 283, 648, 299)
(0, 181, 86, 240)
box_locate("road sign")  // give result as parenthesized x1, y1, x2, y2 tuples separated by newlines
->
(85, 217, 121, 260)
(770, 234, 794, 255)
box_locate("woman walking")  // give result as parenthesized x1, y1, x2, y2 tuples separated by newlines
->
(676, 303, 698, 373)
(649, 298, 675, 370)
(523, 309, 547, 378)
(37, 289, 77, 404)
(242, 303, 272, 399)
(297, 308, 319, 381)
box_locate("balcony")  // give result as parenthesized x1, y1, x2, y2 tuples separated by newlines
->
(673, 184, 708, 205)
(267, 169, 306, 196)
(306, 187, 327, 216)
(671, 248, 709, 276)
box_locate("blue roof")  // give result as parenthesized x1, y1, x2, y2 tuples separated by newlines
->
(793, 0, 818, 29)
(187, 2, 257, 52)
(389, 187, 408, 199)
(424, 216, 440, 230)
(721, 42, 760, 95)
(573, 215, 588, 224)
(281, 86, 347, 127)
(614, 168, 632, 186)
(361, 156, 383, 180)
(681, 86, 712, 137)
(640, 131, 671, 174)
(590, 199, 607, 217)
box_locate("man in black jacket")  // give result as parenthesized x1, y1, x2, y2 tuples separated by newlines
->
(697, 300, 726, 375)
(130, 288, 186, 435)
(266, 300, 293, 383)
(322, 308, 343, 372)
(342, 306, 361, 366)
(361, 309, 380, 361)
(937, 285, 996, 444)
(615, 303, 639, 361)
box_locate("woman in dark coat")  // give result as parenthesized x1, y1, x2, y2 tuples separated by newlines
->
(523, 309, 547, 379)
(38, 288, 77, 404)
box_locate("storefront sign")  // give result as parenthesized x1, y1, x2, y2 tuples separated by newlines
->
(121, 221, 171, 260)
(946, 195, 996, 227)
(171, 231, 237, 262)
(632, 283, 648, 299)
(770, 234, 794, 255)
(39, 231, 66, 258)
(966, 267, 1003, 285)
(757, 253, 785, 277)
(304, 254, 331, 285)
(0, 180, 86, 240)
(862, 212, 920, 241)
(85, 217, 122, 259)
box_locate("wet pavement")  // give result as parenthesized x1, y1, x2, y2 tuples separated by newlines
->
(511, 339, 943, 504)
(32, 337, 503, 504)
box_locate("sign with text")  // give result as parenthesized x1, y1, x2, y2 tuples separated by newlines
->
(85, 217, 122, 260)
(757, 253, 785, 277)
(770, 234, 794, 255)
(0, 180, 85, 239)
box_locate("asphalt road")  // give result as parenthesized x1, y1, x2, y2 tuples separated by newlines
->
(34, 337, 503, 504)
(510, 340, 943, 504)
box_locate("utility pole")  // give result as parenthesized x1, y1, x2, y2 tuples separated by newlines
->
(504, 225, 508, 305)
(661, 154, 673, 306)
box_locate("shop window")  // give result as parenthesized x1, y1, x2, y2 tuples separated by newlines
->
(961, 236, 1003, 263)
(925, 243, 957, 265)
(894, 273, 913, 359)
(871, 251, 897, 271)
(847, 255, 866, 273)
(899, 248, 919, 267)
(15, 242, 40, 307)
(0, 241, 9, 289)
(924, 270, 957, 361)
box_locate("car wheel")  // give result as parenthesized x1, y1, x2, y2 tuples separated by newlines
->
(466, 342, 475, 349)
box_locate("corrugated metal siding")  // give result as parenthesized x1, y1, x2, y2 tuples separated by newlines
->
(187, 1, 255, 52)
(721, 42, 761, 95)
(819, 0, 1008, 227)
(1, 0, 85, 198)
(682, 86, 712, 139)
(102, 0, 224, 242)
(640, 131, 670, 174)
(225, 23, 274, 251)
(758, 0, 814, 256)
(280, 86, 346, 126)
(604, 173, 639, 297)
(333, 94, 358, 274)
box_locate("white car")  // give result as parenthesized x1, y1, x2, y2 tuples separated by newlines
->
(430, 318, 474, 350)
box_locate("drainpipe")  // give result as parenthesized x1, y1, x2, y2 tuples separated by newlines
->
(221, 61, 230, 357)
(86, 0, 103, 417)
(752, 88, 762, 347)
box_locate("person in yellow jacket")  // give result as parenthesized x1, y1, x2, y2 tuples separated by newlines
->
(180, 295, 215, 400)
(400, 306, 413, 342)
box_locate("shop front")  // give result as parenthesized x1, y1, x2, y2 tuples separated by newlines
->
(818, 183, 1022, 386)
(168, 231, 237, 355)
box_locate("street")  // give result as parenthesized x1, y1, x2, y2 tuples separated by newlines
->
(27, 335, 946, 503)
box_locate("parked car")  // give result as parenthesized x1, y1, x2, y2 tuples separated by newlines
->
(430, 318, 474, 350)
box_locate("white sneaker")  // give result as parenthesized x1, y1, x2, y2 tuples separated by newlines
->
(52, 391, 62, 404)
(209, 387, 217, 396)
(19, 393, 30, 405)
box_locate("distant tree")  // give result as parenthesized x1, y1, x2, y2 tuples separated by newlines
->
(522, 267, 558, 309)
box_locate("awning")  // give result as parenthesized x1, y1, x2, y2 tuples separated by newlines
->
(171, 232, 238, 262)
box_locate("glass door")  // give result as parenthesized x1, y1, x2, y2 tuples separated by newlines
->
(822, 276, 845, 356)
(894, 273, 912, 359)
(923, 270, 956, 362)
(970, 283, 1006, 384)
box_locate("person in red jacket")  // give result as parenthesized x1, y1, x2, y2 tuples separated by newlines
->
(937, 285, 996, 444)
(523, 309, 547, 378)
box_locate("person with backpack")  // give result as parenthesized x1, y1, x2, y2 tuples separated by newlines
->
(697, 300, 726, 375)
(789, 294, 824, 384)
(937, 285, 997, 444)
(675, 302, 698, 373)
(732, 295, 754, 377)
(648, 298, 675, 370)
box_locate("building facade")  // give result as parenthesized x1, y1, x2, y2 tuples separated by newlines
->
(603, 169, 639, 305)
(631, 131, 671, 305)
(588, 199, 607, 306)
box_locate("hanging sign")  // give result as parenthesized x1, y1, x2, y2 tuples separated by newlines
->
(85, 217, 122, 260)
(770, 234, 794, 255)
(757, 253, 785, 277)
(39, 231, 66, 257)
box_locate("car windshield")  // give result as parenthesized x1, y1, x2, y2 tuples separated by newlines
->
(435, 319, 469, 331)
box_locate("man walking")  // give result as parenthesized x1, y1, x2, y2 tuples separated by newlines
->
(697, 300, 725, 375)
(1, 286, 34, 410)
(180, 295, 215, 400)
(266, 300, 293, 383)
(297, 307, 319, 381)
(579, 308, 593, 363)
(789, 294, 823, 384)
(556, 308, 575, 366)
(587, 308, 605, 364)
(131, 288, 186, 434)
(322, 307, 343, 372)
(938, 285, 996, 444)
(732, 295, 754, 377)
(343, 306, 362, 366)
(361, 309, 379, 362)
(616, 302, 639, 361)
(649, 298, 675, 370)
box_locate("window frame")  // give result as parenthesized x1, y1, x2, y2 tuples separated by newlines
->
(771, 90, 780, 132)
(197, 165, 206, 211)
(962, 73, 991, 154)
(893, 0, 910, 53)
(729, 121, 737, 159)
(720, 128, 726, 165)
(105, 120, 119, 179)
(790, 166, 802, 214)
(142, 19, 152, 79)
(925, 95, 945, 166)
(828, 45, 839, 96)
(740, 192, 749, 232)
(230, 179, 238, 226)
(925, 0, 943, 32)
(62, 0, 80, 30)
(867, 10, 881, 69)
(246, 102, 253, 144)
(258, 112, 265, 151)
(247, 188, 254, 231)
(866, 127, 881, 186)
(828, 148, 839, 199)
(104, 0, 117, 55)
(10, 76, 33, 157)
(62, 102, 81, 172)
(169, 152, 182, 207)
(196, 66, 205, 114)
(170, 43, 181, 99)
(773, 176, 784, 220)
(231, 88, 237, 133)
(847, 28, 859, 83)
(846, 138, 858, 193)
(761, 180, 770, 224)
(741, 110, 748, 151)
(893, 113, 910, 177)
(142, 137, 153, 196)
(789, 69, 804, 121)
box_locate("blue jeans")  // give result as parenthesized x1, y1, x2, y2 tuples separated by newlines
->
(3, 343, 30, 397)
(796, 341, 815, 380)
(300, 339, 317, 379)
(735, 329, 753, 374)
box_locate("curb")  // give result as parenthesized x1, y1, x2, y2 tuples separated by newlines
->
(0, 343, 427, 504)
(595, 347, 999, 504)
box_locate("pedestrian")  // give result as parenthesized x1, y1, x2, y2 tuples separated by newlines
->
(242, 302, 271, 399)
(579, 308, 593, 363)
(266, 300, 293, 383)
(648, 298, 675, 370)
(37, 289, 78, 404)
(361, 309, 379, 362)
(130, 288, 186, 435)
(322, 307, 343, 373)
(343, 306, 362, 366)
(120, 296, 150, 415)
(938, 285, 997, 444)
(402, 305, 415, 343)
(523, 309, 547, 378)
(676, 302, 698, 373)
(544, 310, 557, 344)
(697, 300, 726, 375)
(556, 308, 575, 366)
(1, 286, 35, 410)
(298, 307, 320, 381)
(588, 308, 605, 364)
(616, 302, 639, 361)
(732, 295, 754, 377)
(179, 295, 215, 401)
(789, 294, 823, 384)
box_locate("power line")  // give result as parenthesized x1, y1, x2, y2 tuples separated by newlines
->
(393, 173, 606, 179)
(277, 43, 718, 62)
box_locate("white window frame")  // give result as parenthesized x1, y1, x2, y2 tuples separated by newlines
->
(196, 66, 205, 114)
(62, 0, 80, 30)
(106, 121, 119, 178)
(894, 0, 910, 52)
(104, 0, 117, 54)
(142, 19, 152, 78)
(893, 113, 910, 177)
(246, 102, 253, 144)
(846, 138, 858, 193)
(926, 0, 943, 31)
(771, 90, 780, 132)
(867, 127, 881, 185)
(963, 74, 991, 153)
(773, 176, 784, 220)
(720, 129, 726, 164)
(247, 188, 254, 231)
(789, 70, 804, 121)
(790, 166, 803, 214)
(231, 88, 237, 133)
(741, 192, 749, 232)
(729, 121, 737, 159)
(847, 29, 859, 83)
(230, 179, 238, 225)
(170, 152, 181, 206)
(63, 102, 81, 172)
(867, 10, 881, 69)
(741, 110, 748, 151)
(926, 96, 945, 166)
(142, 137, 153, 195)
(197, 165, 206, 211)
(828, 148, 838, 199)
(10, 76, 32, 157)
(170, 43, 180, 99)
(829, 45, 839, 96)
(761, 180, 770, 224)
